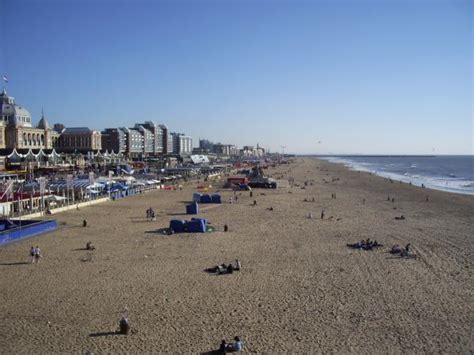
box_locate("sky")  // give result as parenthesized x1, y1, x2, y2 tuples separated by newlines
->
(0, 0, 472, 155)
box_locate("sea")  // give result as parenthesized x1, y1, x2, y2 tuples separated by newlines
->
(319, 155, 474, 196)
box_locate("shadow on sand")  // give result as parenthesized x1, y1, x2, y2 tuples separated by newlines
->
(144, 228, 173, 235)
(0, 261, 31, 266)
(385, 255, 417, 260)
(89, 331, 123, 337)
(200, 350, 223, 355)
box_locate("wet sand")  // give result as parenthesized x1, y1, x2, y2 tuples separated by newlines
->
(0, 158, 473, 353)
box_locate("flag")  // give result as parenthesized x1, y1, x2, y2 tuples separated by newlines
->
(2, 75, 8, 83)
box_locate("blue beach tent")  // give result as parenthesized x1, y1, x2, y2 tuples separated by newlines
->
(170, 220, 186, 233)
(200, 194, 212, 203)
(211, 194, 222, 204)
(186, 202, 199, 215)
(186, 218, 207, 233)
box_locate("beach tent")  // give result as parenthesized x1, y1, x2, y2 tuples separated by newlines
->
(200, 194, 212, 203)
(186, 202, 199, 215)
(186, 218, 207, 233)
(191, 217, 208, 225)
(170, 220, 186, 233)
(193, 193, 202, 203)
(211, 194, 222, 204)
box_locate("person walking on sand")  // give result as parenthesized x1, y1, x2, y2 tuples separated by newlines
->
(34, 246, 41, 263)
(30, 246, 36, 263)
(119, 307, 130, 335)
(321, 210, 325, 219)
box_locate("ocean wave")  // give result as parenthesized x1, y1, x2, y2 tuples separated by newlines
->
(318, 156, 474, 196)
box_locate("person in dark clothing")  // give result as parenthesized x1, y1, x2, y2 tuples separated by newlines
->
(220, 340, 227, 354)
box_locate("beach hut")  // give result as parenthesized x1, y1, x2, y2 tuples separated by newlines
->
(200, 194, 212, 204)
(186, 202, 199, 215)
(170, 220, 186, 233)
(191, 217, 208, 225)
(211, 194, 222, 204)
(186, 218, 207, 233)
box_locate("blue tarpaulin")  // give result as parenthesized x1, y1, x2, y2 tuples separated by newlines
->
(0, 219, 58, 246)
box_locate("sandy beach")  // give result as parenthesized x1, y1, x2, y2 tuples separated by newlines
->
(0, 157, 472, 354)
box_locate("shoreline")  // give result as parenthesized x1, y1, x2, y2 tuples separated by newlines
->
(1, 157, 472, 353)
(316, 155, 474, 196)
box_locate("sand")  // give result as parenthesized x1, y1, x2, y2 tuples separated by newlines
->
(0, 157, 473, 354)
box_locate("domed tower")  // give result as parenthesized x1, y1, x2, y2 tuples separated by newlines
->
(0, 89, 33, 128)
(37, 109, 49, 130)
(37, 109, 52, 149)
(1, 89, 35, 149)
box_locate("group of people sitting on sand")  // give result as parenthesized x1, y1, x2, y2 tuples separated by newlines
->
(390, 243, 415, 258)
(146, 207, 156, 221)
(206, 260, 241, 275)
(219, 336, 243, 353)
(346, 240, 416, 258)
(346, 239, 383, 251)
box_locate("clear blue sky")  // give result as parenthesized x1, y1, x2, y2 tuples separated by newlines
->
(1, 0, 472, 154)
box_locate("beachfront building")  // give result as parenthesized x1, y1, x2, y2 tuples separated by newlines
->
(171, 132, 193, 155)
(241, 144, 266, 157)
(192, 147, 209, 154)
(101, 128, 127, 154)
(53, 123, 65, 134)
(136, 121, 163, 155)
(199, 139, 214, 151)
(229, 145, 239, 156)
(198, 139, 238, 157)
(159, 124, 173, 154)
(0, 89, 60, 151)
(213, 143, 238, 156)
(121, 127, 143, 158)
(56, 127, 102, 153)
(134, 124, 154, 156)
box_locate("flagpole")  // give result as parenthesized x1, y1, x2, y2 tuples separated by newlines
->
(19, 181, 22, 232)
(2, 74, 8, 92)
